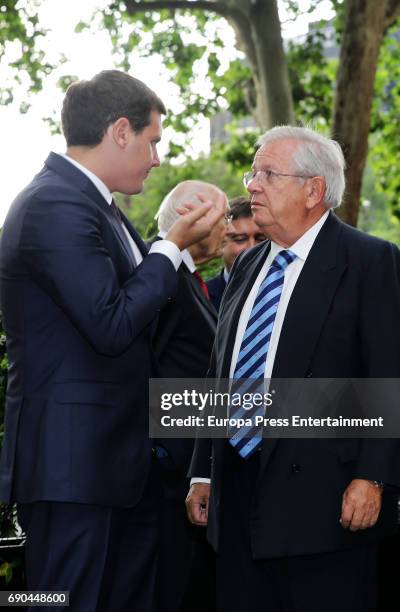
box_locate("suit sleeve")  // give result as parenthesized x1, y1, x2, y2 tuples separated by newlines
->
(355, 240, 400, 487)
(152, 281, 184, 363)
(187, 343, 218, 479)
(20, 194, 178, 356)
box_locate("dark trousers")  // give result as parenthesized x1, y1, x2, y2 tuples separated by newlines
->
(157, 496, 216, 612)
(17, 459, 160, 612)
(216, 443, 378, 612)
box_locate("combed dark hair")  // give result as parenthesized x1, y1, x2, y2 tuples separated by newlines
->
(228, 196, 252, 221)
(61, 70, 167, 147)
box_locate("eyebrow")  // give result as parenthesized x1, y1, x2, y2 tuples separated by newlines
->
(252, 162, 274, 170)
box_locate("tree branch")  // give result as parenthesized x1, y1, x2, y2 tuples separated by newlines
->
(124, 0, 258, 76)
(123, 0, 260, 114)
(384, 0, 400, 29)
(124, 0, 242, 21)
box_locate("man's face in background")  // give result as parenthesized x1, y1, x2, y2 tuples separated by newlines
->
(223, 215, 267, 272)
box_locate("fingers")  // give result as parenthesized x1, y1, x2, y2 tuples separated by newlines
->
(185, 484, 210, 526)
(340, 497, 354, 530)
(340, 479, 382, 531)
(187, 501, 208, 526)
(203, 192, 227, 221)
(341, 504, 379, 531)
(176, 202, 212, 221)
(166, 191, 226, 250)
(176, 202, 198, 216)
(345, 506, 366, 532)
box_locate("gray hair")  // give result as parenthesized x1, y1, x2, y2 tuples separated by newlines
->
(155, 180, 224, 232)
(257, 126, 345, 208)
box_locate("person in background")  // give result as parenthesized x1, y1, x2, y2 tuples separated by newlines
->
(0, 70, 225, 612)
(152, 179, 227, 612)
(207, 196, 267, 310)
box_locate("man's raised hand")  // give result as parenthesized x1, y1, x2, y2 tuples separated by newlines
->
(166, 191, 226, 251)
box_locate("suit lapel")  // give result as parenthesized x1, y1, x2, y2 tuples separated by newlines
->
(259, 213, 347, 471)
(45, 153, 139, 267)
(187, 267, 218, 321)
(120, 210, 149, 258)
(83, 182, 138, 266)
(272, 213, 346, 377)
(219, 269, 227, 293)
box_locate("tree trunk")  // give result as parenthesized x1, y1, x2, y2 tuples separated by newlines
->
(332, 0, 387, 227)
(124, 0, 295, 129)
(247, 0, 295, 128)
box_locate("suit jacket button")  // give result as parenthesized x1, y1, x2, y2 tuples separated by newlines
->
(306, 370, 313, 378)
(292, 463, 302, 473)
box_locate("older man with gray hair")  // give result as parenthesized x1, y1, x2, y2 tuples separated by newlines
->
(156, 180, 227, 266)
(153, 180, 227, 612)
(187, 126, 400, 612)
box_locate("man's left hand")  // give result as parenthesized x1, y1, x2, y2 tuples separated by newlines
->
(340, 478, 383, 531)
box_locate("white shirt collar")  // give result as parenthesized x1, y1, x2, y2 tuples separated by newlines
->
(58, 153, 113, 205)
(157, 230, 196, 272)
(269, 210, 330, 261)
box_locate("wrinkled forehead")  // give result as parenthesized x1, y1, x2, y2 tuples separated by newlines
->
(253, 138, 300, 168)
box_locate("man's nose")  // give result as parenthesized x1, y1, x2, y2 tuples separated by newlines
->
(247, 176, 262, 194)
(152, 150, 161, 167)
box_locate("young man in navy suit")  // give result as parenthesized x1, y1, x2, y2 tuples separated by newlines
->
(187, 126, 400, 612)
(0, 70, 224, 611)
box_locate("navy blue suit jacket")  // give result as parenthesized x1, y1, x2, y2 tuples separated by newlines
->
(0, 153, 178, 507)
(206, 270, 226, 312)
(150, 239, 217, 499)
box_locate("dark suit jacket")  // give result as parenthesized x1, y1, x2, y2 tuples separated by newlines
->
(151, 241, 217, 497)
(190, 212, 400, 558)
(206, 270, 226, 312)
(0, 152, 178, 507)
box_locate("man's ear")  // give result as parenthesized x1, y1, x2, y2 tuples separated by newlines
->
(306, 176, 326, 210)
(109, 117, 132, 149)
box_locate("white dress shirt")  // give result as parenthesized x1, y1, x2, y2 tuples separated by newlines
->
(158, 230, 196, 273)
(191, 210, 330, 485)
(229, 211, 329, 378)
(58, 153, 182, 270)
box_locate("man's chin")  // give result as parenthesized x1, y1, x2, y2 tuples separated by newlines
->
(127, 181, 144, 196)
(252, 211, 272, 229)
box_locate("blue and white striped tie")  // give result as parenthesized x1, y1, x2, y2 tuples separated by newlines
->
(229, 249, 297, 458)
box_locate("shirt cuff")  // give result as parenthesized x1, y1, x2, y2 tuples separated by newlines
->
(190, 477, 211, 485)
(149, 239, 182, 271)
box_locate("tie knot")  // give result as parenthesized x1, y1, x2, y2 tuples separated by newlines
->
(271, 249, 296, 271)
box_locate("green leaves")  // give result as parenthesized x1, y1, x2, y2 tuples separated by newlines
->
(287, 27, 334, 127)
(370, 19, 400, 219)
(211, 58, 253, 117)
(0, 0, 56, 106)
(97, 2, 236, 155)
